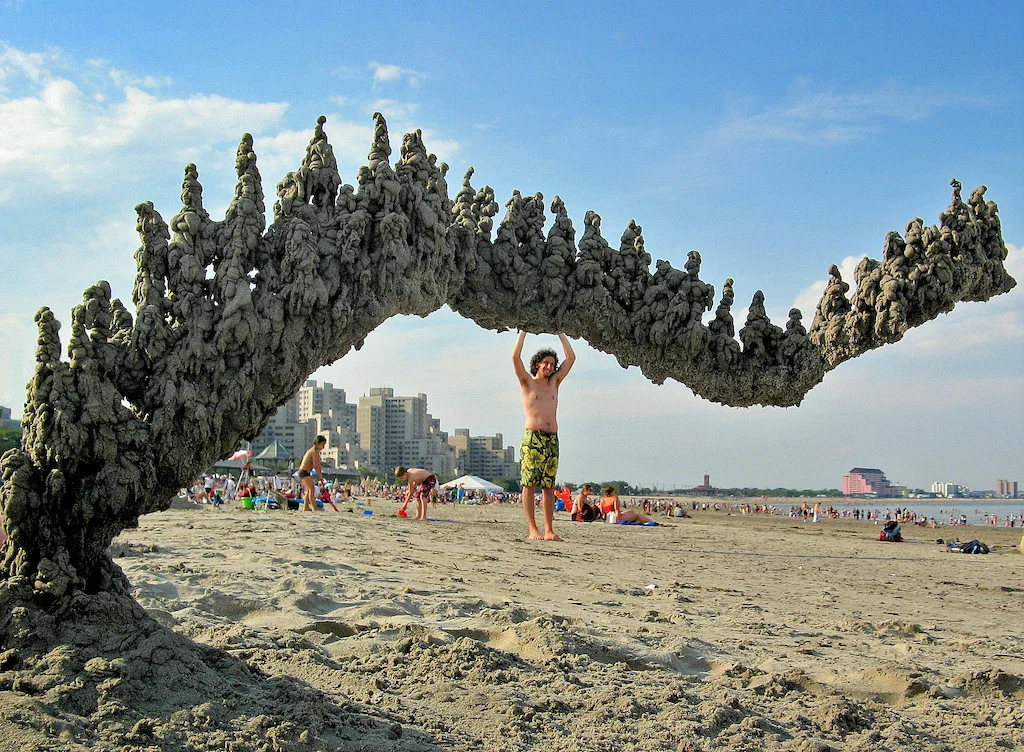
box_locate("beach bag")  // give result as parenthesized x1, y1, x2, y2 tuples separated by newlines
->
(573, 503, 601, 522)
(605, 510, 618, 524)
(961, 540, 989, 554)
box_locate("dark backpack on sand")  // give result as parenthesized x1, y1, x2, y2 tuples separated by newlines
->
(960, 540, 989, 554)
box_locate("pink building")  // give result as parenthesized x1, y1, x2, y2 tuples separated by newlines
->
(843, 467, 896, 497)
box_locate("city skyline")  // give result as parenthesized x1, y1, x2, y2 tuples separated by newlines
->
(243, 381, 1016, 494)
(0, 3, 1020, 490)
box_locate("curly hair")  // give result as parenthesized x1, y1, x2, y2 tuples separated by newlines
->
(529, 348, 559, 376)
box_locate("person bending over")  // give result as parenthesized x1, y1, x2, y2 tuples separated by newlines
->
(395, 466, 437, 521)
(513, 330, 575, 540)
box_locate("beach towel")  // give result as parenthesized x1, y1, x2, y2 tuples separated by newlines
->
(615, 520, 659, 526)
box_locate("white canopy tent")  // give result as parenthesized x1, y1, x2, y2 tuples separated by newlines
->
(439, 474, 503, 492)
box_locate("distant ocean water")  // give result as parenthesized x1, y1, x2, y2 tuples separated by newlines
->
(820, 499, 1024, 527)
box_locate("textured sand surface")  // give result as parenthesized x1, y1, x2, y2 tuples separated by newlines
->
(3, 499, 1022, 751)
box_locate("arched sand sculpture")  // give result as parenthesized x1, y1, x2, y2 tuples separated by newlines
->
(0, 114, 1014, 667)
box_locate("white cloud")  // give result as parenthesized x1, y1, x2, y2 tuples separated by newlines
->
(372, 64, 402, 82)
(369, 62, 424, 87)
(0, 88, 288, 203)
(715, 78, 983, 146)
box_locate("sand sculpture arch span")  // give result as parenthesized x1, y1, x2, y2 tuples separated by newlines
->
(0, 115, 1016, 646)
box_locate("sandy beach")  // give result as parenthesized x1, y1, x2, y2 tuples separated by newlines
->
(2, 497, 1023, 751)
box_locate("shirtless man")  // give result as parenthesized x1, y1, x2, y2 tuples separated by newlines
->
(513, 330, 575, 540)
(298, 435, 326, 511)
(395, 466, 437, 520)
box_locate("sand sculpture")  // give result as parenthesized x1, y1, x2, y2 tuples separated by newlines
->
(0, 114, 1015, 704)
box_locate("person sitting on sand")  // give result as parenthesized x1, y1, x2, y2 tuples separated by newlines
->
(298, 435, 326, 511)
(571, 484, 602, 522)
(600, 486, 656, 524)
(395, 466, 437, 520)
(879, 519, 902, 542)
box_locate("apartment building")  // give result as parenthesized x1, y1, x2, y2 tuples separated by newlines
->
(357, 388, 455, 476)
(995, 479, 1018, 498)
(448, 429, 520, 481)
(931, 481, 968, 498)
(251, 382, 506, 477)
(843, 467, 897, 497)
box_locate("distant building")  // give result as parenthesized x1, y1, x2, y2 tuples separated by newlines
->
(995, 479, 1019, 498)
(357, 388, 455, 476)
(843, 468, 897, 497)
(448, 429, 519, 481)
(931, 481, 968, 498)
(298, 381, 356, 433)
(251, 381, 510, 478)
(688, 473, 716, 495)
(251, 394, 306, 464)
(0, 406, 20, 430)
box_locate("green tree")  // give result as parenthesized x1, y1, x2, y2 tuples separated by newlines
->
(0, 426, 21, 454)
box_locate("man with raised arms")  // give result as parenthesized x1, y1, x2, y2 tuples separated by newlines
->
(513, 330, 575, 540)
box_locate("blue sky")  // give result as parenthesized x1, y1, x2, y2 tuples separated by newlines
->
(0, 1, 1021, 490)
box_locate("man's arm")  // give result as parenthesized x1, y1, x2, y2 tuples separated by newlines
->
(512, 330, 529, 383)
(555, 333, 576, 383)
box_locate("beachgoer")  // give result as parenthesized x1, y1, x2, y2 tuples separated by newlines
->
(571, 484, 602, 522)
(298, 435, 326, 511)
(395, 466, 437, 520)
(513, 330, 575, 540)
(600, 486, 656, 524)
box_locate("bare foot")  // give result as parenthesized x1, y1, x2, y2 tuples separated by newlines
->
(544, 532, 562, 541)
(527, 529, 544, 540)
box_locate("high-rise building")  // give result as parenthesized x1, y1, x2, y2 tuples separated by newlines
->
(843, 468, 897, 497)
(298, 381, 355, 432)
(996, 479, 1019, 498)
(448, 429, 519, 481)
(252, 384, 365, 470)
(357, 388, 455, 476)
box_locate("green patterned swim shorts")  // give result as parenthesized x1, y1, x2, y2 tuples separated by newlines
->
(521, 429, 559, 489)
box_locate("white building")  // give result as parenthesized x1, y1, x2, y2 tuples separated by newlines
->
(931, 481, 968, 498)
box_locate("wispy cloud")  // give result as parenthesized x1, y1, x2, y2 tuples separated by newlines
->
(715, 78, 984, 146)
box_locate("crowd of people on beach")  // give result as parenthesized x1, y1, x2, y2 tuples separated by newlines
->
(184, 468, 1023, 533)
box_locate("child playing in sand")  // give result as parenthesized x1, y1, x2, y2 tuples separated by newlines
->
(395, 466, 437, 521)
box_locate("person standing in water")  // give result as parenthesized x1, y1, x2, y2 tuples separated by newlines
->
(513, 330, 575, 540)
